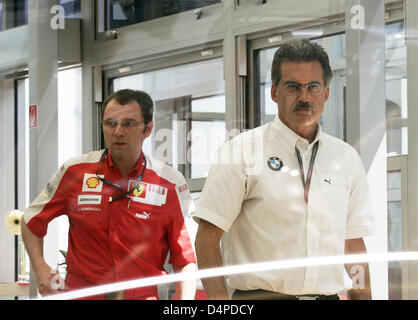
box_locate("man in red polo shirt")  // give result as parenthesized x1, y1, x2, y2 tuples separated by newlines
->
(21, 89, 197, 300)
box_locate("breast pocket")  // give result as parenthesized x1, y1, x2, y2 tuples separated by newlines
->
(67, 194, 109, 230)
(317, 174, 351, 231)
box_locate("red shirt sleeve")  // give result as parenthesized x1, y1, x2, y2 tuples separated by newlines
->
(23, 165, 69, 237)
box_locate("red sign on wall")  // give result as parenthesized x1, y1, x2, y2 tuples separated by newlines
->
(29, 105, 38, 128)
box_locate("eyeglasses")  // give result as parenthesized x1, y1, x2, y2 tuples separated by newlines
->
(279, 82, 325, 96)
(102, 119, 145, 129)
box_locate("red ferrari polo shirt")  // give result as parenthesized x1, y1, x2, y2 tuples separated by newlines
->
(23, 150, 196, 299)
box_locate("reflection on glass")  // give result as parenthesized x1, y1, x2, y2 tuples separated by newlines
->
(59, 0, 81, 18)
(58, 67, 83, 166)
(387, 171, 401, 190)
(48, 67, 84, 283)
(192, 95, 225, 113)
(113, 58, 225, 179)
(17, 0, 28, 28)
(0, 0, 28, 30)
(257, 22, 408, 153)
(237, 0, 256, 6)
(386, 22, 407, 155)
(19, 68, 83, 287)
(106, 0, 221, 29)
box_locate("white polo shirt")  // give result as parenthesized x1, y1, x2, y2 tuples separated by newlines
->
(194, 116, 374, 295)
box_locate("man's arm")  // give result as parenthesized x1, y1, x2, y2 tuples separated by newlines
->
(195, 219, 229, 300)
(344, 237, 371, 300)
(21, 219, 60, 296)
(172, 263, 197, 300)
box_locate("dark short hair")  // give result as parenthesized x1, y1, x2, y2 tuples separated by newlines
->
(271, 39, 333, 87)
(102, 89, 154, 124)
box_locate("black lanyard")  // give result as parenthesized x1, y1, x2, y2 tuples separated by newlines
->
(295, 141, 319, 204)
(96, 149, 147, 203)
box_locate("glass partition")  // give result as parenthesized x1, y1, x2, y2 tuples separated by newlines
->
(0, 2, 3, 31)
(59, 0, 81, 18)
(387, 170, 402, 300)
(385, 21, 407, 156)
(2, 0, 418, 303)
(0, 0, 28, 31)
(0, 0, 79, 32)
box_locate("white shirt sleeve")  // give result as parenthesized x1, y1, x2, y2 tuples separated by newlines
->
(345, 151, 375, 239)
(193, 142, 247, 232)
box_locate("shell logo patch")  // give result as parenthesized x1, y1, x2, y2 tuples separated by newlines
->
(82, 174, 104, 192)
(86, 177, 100, 189)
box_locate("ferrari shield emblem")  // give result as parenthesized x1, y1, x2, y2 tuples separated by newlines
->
(133, 184, 145, 197)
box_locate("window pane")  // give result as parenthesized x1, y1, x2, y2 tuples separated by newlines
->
(1, 0, 28, 30)
(59, 0, 81, 18)
(21, 68, 83, 283)
(16, 0, 28, 27)
(112, 58, 225, 178)
(58, 67, 83, 166)
(105, 0, 221, 30)
(386, 22, 407, 156)
(387, 171, 402, 300)
(191, 120, 225, 178)
(113, 58, 224, 102)
(257, 23, 408, 150)
(237, 0, 257, 6)
(192, 95, 225, 113)
(0, 2, 3, 31)
(53, 67, 83, 270)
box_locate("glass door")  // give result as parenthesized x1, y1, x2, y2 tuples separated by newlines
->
(102, 47, 225, 299)
(387, 155, 408, 300)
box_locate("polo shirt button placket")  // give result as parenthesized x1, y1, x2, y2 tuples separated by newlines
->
(107, 192, 119, 276)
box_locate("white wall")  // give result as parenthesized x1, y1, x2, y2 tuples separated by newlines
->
(0, 79, 16, 284)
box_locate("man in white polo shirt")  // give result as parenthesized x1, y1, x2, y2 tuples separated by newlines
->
(194, 39, 374, 300)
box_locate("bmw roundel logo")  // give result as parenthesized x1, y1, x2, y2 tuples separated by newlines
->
(267, 157, 283, 171)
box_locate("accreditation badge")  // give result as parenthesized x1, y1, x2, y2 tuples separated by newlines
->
(133, 183, 146, 197)
(82, 173, 104, 192)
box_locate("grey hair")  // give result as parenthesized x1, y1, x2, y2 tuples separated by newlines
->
(271, 39, 333, 87)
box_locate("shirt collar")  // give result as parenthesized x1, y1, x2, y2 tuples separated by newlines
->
(106, 150, 146, 176)
(271, 116, 323, 153)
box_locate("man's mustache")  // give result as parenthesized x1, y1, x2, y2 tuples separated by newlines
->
(293, 102, 315, 111)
